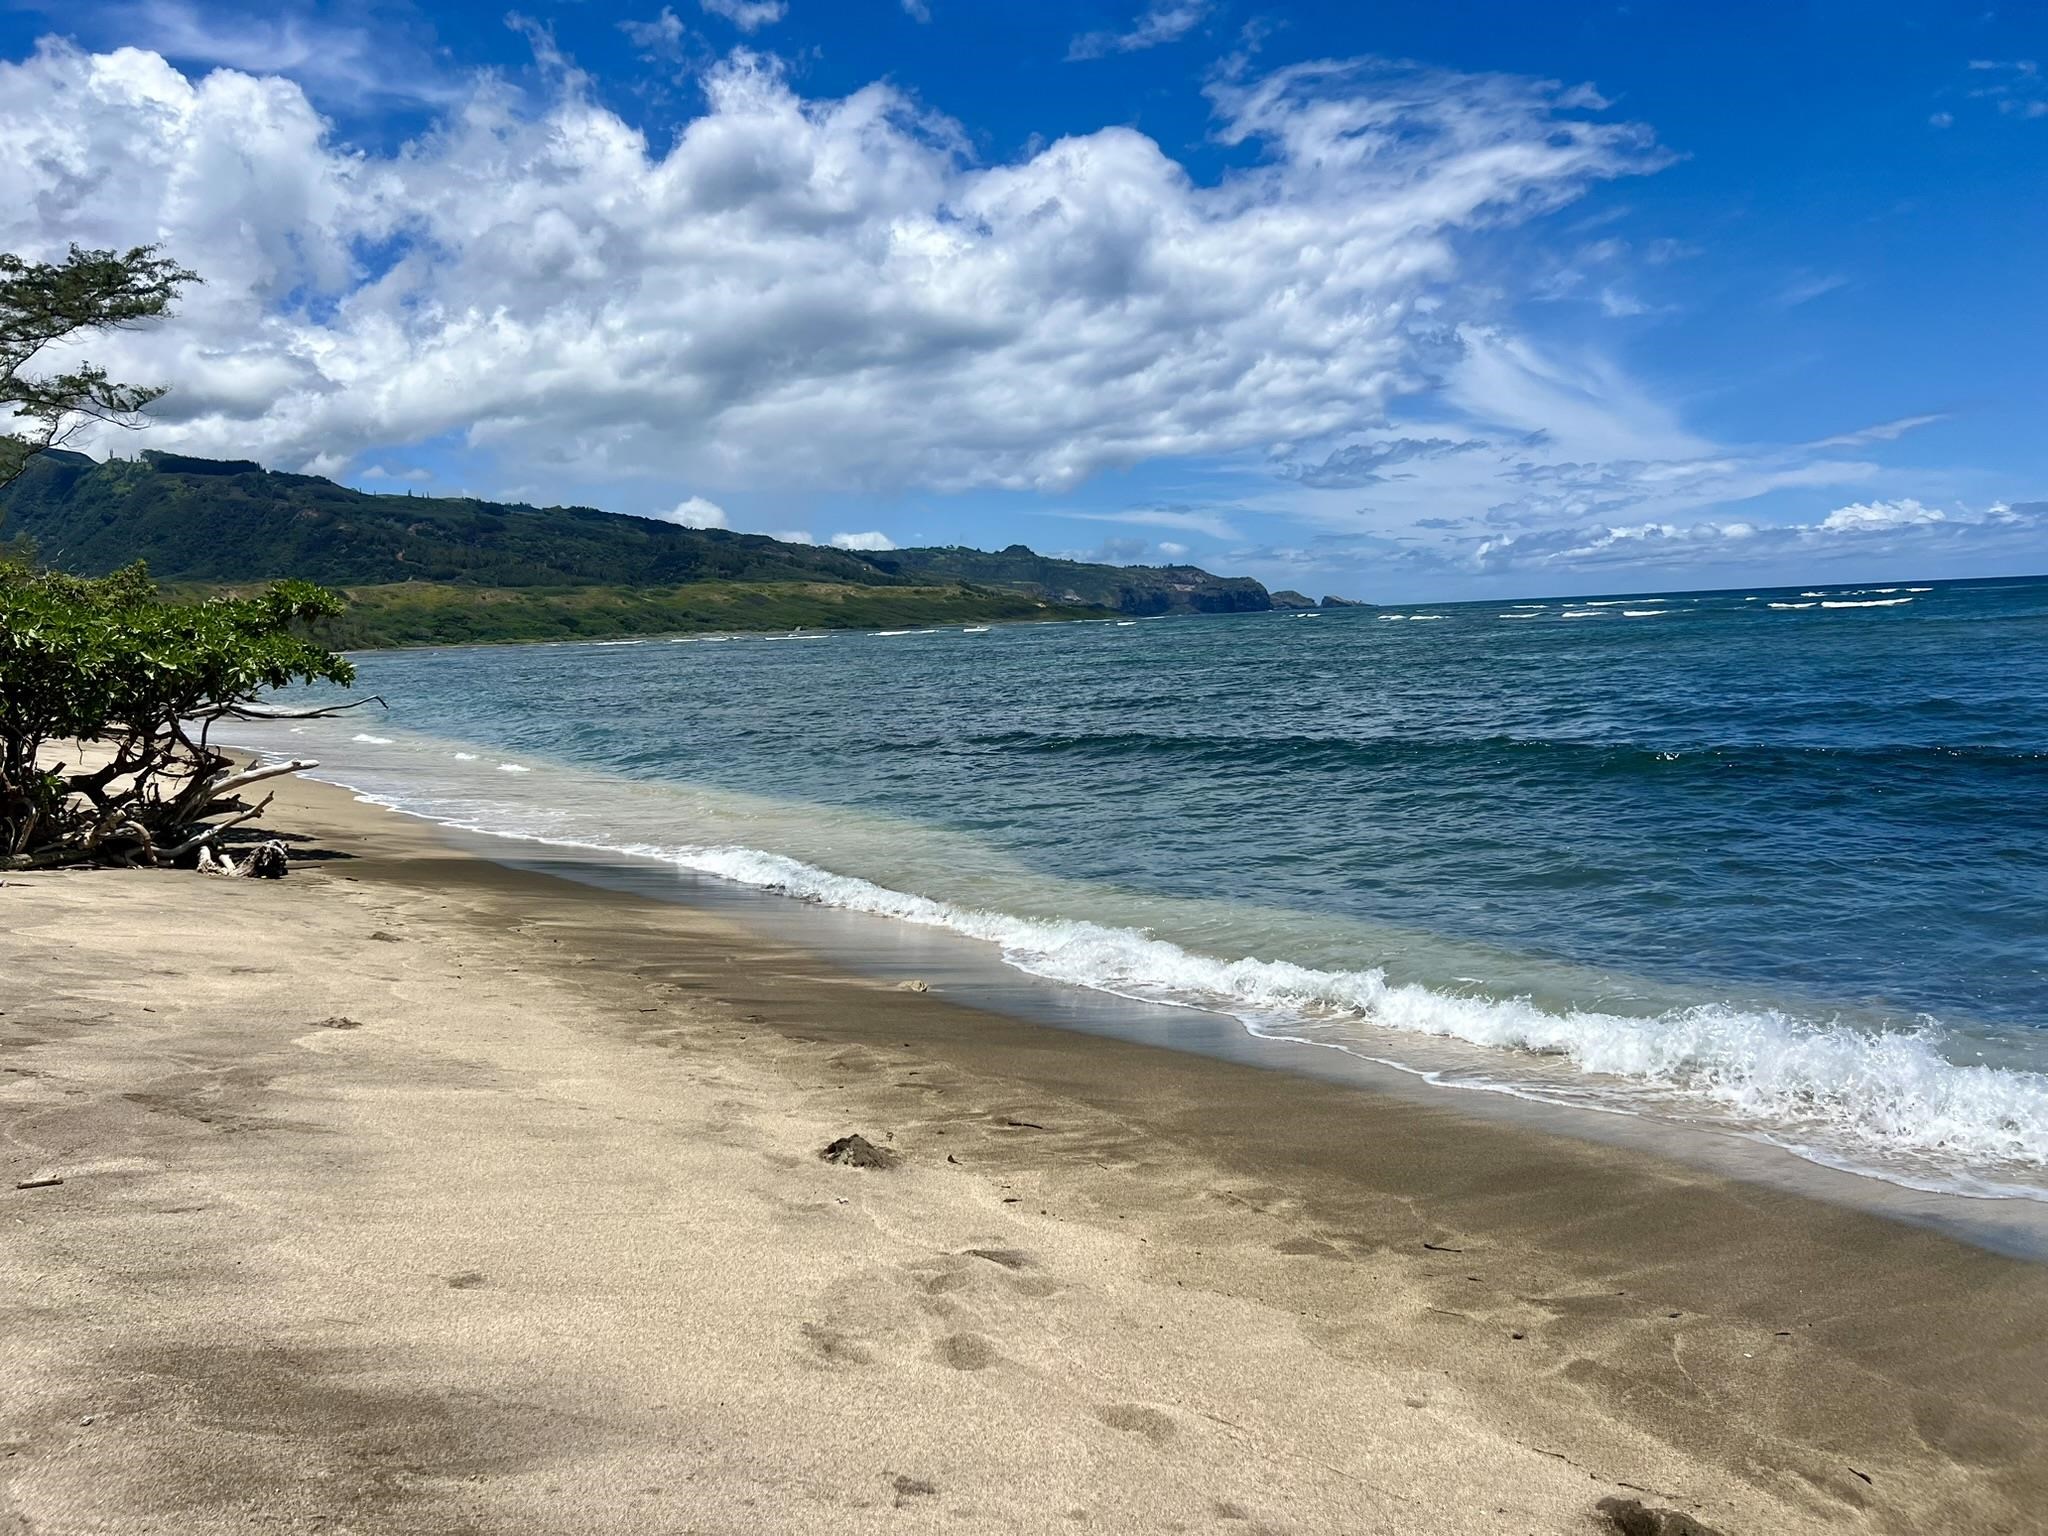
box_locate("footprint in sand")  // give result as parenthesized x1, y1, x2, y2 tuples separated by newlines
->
(800, 1322, 876, 1367)
(1094, 1403, 1178, 1444)
(932, 1332, 999, 1371)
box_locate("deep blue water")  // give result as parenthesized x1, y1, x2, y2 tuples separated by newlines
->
(247, 574, 2048, 1195)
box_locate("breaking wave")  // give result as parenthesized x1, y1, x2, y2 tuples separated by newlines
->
(597, 840, 2048, 1183)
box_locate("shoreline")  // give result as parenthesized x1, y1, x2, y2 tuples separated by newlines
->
(6, 773, 2046, 1532)
(436, 811, 2048, 1260)
(247, 721, 2048, 1249)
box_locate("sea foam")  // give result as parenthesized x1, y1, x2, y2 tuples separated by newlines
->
(636, 842, 2048, 1181)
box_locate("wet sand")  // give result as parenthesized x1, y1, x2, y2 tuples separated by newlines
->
(3, 774, 2044, 1534)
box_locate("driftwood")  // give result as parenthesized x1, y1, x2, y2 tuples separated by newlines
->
(3, 694, 385, 870)
(196, 839, 288, 879)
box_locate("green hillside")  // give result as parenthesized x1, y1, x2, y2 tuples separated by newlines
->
(225, 579, 1094, 649)
(0, 450, 1279, 645)
(873, 544, 1270, 615)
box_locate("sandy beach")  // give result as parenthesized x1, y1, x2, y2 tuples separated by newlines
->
(4, 774, 2044, 1535)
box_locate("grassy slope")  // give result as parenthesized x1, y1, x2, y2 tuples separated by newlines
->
(182, 579, 1103, 649)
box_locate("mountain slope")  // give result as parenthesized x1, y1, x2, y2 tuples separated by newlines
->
(869, 544, 1270, 616)
(0, 452, 1277, 631)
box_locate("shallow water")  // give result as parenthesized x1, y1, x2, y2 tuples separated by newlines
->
(236, 573, 2048, 1202)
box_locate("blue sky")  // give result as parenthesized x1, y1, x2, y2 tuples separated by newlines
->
(1, 0, 2042, 598)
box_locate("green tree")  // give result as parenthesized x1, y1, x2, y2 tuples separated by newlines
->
(0, 559, 359, 869)
(2, 245, 197, 489)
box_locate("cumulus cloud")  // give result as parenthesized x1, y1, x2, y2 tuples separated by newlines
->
(649, 495, 729, 527)
(1156, 540, 1190, 558)
(699, 0, 786, 32)
(1819, 498, 1945, 533)
(0, 41, 1662, 495)
(829, 530, 895, 550)
(771, 529, 815, 544)
(1068, 2, 1209, 61)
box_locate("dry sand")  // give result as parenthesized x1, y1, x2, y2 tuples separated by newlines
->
(3, 775, 2044, 1535)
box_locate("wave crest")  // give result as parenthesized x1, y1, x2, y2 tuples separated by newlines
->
(656, 842, 2048, 1178)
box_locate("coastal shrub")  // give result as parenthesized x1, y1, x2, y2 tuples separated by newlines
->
(0, 558, 355, 868)
(1, 244, 197, 490)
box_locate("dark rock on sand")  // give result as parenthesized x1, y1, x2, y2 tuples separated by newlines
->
(1595, 1496, 1726, 1536)
(819, 1134, 897, 1169)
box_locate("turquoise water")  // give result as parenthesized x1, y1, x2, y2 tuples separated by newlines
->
(240, 574, 2048, 1197)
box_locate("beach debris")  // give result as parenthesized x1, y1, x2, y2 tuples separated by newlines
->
(314, 1016, 364, 1030)
(820, 1134, 897, 1169)
(446, 1270, 488, 1289)
(1000, 1117, 1047, 1130)
(1421, 1241, 1464, 1253)
(894, 979, 930, 993)
(14, 1175, 63, 1190)
(369, 931, 403, 942)
(195, 839, 288, 878)
(1595, 1496, 1725, 1536)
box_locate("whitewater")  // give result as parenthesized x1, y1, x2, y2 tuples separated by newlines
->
(233, 574, 2048, 1202)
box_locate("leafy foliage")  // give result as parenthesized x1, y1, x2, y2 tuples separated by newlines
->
(1, 246, 197, 488)
(295, 578, 1096, 648)
(0, 558, 355, 867)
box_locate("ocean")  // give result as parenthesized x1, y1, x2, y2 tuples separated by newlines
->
(234, 574, 2048, 1204)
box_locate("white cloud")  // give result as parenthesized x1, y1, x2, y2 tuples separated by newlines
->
(0, 43, 1662, 501)
(698, 0, 786, 33)
(1810, 414, 1947, 450)
(620, 8, 689, 57)
(1964, 59, 2047, 120)
(358, 464, 432, 483)
(829, 530, 895, 550)
(901, 0, 932, 19)
(1819, 498, 1945, 533)
(1059, 508, 1241, 539)
(1069, 2, 1209, 61)
(649, 494, 728, 527)
(770, 529, 815, 544)
(1157, 540, 1189, 558)
(83, 0, 458, 107)
(1457, 497, 2036, 578)
(1776, 271, 1849, 308)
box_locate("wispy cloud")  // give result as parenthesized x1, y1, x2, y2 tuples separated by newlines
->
(1460, 498, 2041, 577)
(1068, 2, 1209, 61)
(1281, 437, 1489, 489)
(1963, 59, 2047, 119)
(620, 7, 690, 59)
(83, 0, 459, 106)
(1810, 414, 1947, 450)
(1058, 508, 1242, 539)
(699, 0, 786, 33)
(901, 0, 932, 20)
(1775, 271, 1850, 307)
